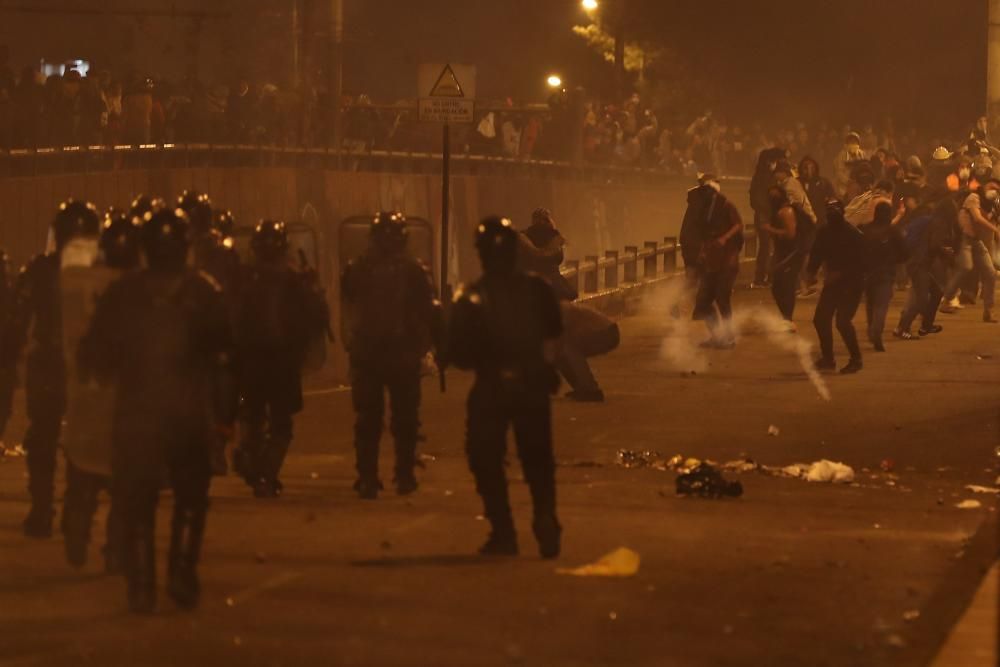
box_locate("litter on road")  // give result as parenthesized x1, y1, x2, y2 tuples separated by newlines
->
(804, 460, 855, 483)
(964, 484, 999, 494)
(955, 499, 983, 509)
(556, 547, 640, 577)
(675, 463, 743, 498)
(767, 425, 780, 436)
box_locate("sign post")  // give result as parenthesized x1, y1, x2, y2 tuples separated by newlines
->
(418, 63, 476, 299)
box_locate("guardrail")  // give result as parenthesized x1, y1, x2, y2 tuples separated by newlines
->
(0, 142, 747, 187)
(562, 225, 759, 300)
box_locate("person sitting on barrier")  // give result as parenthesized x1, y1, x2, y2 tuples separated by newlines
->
(518, 208, 604, 402)
(681, 174, 744, 348)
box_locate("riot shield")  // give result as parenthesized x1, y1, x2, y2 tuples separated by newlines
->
(338, 215, 434, 274)
(60, 237, 116, 477)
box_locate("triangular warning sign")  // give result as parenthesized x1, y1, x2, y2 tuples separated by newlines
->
(429, 64, 465, 98)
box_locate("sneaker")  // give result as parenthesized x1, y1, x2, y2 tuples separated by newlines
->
(478, 532, 519, 557)
(839, 358, 863, 374)
(566, 389, 605, 403)
(814, 357, 837, 371)
(532, 514, 562, 560)
(798, 285, 818, 298)
(918, 325, 943, 336)
(893, 329, 918, 341)
(985, 311, 998, 323)
(353, 477, 383, 500)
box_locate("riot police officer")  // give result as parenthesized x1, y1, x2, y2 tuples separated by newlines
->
(0, 200, 101, 538)
(60, 208, 141, 572)
(449, 216, 563, 558)
(78, 205, 236, 613)
(340, 211, 440, 499)
(233, 220, 321, 498)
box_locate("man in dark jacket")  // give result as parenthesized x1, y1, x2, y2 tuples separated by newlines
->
(798, 157, 837, 228)
(79, 205, 237, 613)
(340, 212, 441, 499)
(681, 175, 744, 347)
(861, 201, 908, 351)
(233, 220, 323, 498)
(449, 216, 563, 559)
(893, 184, 943, 339)
(806, 200, 865, 374)
(749, 148, 787, 287)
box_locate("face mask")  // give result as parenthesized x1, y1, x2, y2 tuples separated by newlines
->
(959, 168, 971, 180)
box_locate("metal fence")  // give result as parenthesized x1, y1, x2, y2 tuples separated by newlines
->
(0, 142, 703, 186)
(563, 227, 759, 300)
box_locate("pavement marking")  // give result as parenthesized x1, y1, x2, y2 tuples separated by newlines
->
(303, 386, 352, 397)
(225, 571, 302, 608)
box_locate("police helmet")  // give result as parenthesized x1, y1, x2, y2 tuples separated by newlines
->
(100, 208, 142, 270)
(251, 219, 288, 262)
(212, 209, 235, 237)
(176, 190, 213, 235)
(52, 199, 101, 250)
(370, 211, 408, 253)
(128, 194, 165, 223)
(141, 207, 190, 271)
(475, 216, 518, 274)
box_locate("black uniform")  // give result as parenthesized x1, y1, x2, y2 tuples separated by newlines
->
(0, 253, 65, 534)
(449, 216, 563, 559)
(340, 216, 438, 499)
(79, 207, 236, 613)
(234, 250, 317, 497)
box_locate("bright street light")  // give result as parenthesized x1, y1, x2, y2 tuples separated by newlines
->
(581, 0, 598, 11)
(546, 74, 563, 88)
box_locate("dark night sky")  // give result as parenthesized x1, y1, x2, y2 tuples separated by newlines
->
(346, 0, 987, 135)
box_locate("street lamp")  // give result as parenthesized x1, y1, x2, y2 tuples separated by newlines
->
(546, 74, 563, 89)
(581, 0, 598, 11)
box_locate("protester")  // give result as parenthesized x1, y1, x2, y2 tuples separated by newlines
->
(861, 201, 908, 351)
(762, 185, 802, 329)
(807, 200, 865, 374)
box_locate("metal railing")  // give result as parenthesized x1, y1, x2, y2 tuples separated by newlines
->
(562, 225, 759, 299)
(0, 142, 745, 187)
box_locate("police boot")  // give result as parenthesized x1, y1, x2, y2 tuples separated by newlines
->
(167, 505, 206, 610)
(531, 514, 562, 560)
(393, 444, 418, 496)
(353, 476, 383, 500)
(479, 520, 518, 557)
(60, 505, 91, 568)
(124, 521, 156, 614)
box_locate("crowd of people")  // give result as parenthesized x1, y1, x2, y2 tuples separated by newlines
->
(681, 118, 1000, 373)
(1, 48, 962, 180)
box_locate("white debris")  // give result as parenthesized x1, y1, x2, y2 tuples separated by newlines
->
(767, 425, 780, 436)
(804, 460, 855, 484)
(964, 485, 1000, 494)
(955, 499, 982, 509)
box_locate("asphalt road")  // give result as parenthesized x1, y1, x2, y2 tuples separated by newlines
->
(0, 287, 998, 667)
